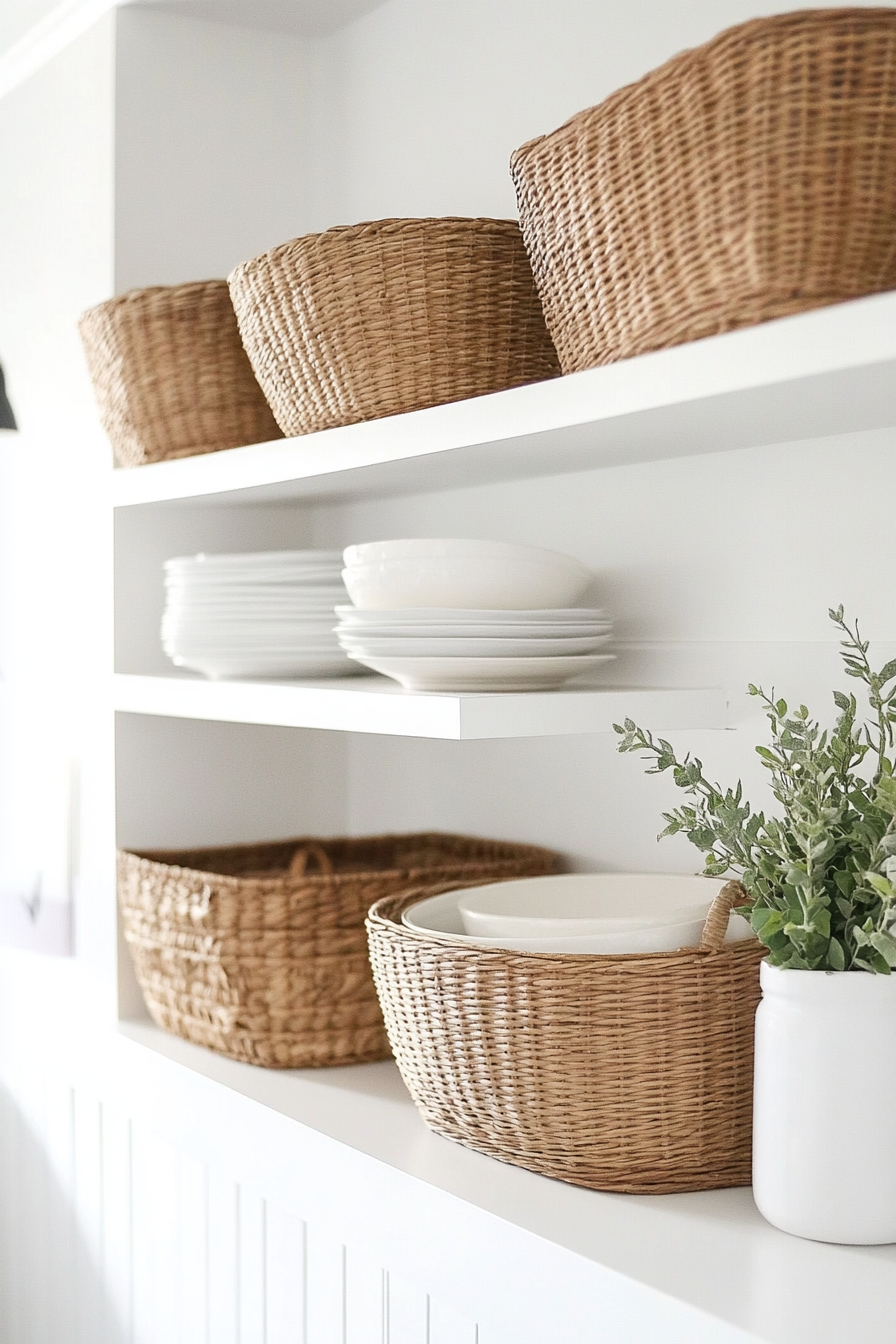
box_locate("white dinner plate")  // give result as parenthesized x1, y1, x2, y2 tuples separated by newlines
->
(170, 652, 361, 679)
(344, 652, 616, 691)
(335, 605, 610, 625)
(337, 634, 612, 657)
(334, 620, 611, 639)
(166, 550, 344, 568)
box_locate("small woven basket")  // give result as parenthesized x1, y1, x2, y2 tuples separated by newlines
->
(510, 8, 896, 373)
(79, 280, 282, 467)
(227, 217, 560, 437)
(118, 832, 559, 1069)
(367, 880, 765, 1193)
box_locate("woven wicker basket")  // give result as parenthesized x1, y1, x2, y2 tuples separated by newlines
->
(118, 832, 559, 1069)
(79, 281, 282, 467)
(227, 217, 560, 437)
(367, 880, 765, 1193)
(510, 8, 896, 374)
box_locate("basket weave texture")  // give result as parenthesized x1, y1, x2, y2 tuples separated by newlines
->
(227, 217, 561, 437)
(79, 281, 282, 467)
(118, 832, 559, 1069)
(367, 880, 765, 1193)
(510, 8, 896, 374)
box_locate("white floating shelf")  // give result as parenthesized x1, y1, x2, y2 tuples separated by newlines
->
(113, 673, 728, 739)
(111, 292, 896, 509)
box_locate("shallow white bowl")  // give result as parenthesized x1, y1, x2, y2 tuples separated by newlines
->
(342, 551, 592, 611)
(402, 889, 752, 953)
(456, 873, 730, 939)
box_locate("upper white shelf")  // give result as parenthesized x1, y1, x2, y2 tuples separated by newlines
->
(111, 292, 896, 509)
(113, 672, 727, 739)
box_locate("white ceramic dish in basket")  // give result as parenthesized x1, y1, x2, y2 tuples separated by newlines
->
(402, 884, 753, 954)
(456, 873, 747, 939)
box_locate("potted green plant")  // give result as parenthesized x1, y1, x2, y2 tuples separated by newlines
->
(615, 607, 896, 1244)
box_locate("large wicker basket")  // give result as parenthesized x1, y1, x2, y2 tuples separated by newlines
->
(367, 880, 765, 1193)
(510, 8, 896, 374)
(79, 280, 282, 467)
(227, 217, 560, 437)
(118, 832, 559, 1069)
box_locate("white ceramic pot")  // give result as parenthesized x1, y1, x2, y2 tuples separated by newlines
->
(753, 960, 896, 1243)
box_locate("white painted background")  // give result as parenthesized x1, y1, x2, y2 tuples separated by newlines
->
(3, 1, 896, 1340)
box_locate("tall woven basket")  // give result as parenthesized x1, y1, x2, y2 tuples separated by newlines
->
(118, 832, 559, 1069)
(227, 217, 560, 437)
(79, 281, 282, 467)
(510, 8, 896, 373)
(367, 881, 765, 1193)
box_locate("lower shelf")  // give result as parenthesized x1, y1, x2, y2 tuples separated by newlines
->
(117, 1019, 896, 1344)
(112, 672, 728, 739)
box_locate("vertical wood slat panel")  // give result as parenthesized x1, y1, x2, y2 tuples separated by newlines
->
(386, 1271, 429, 1344)
(44, 1081, 77, 1344)
(0, 1079, 23, 1344)
(428, 1298, 478, 1344)
(73, 1090, 105, 1344)
(345, 1248, 384, 1344)
(239, 1185, 267, 1344)
(131, 1124, 182, 1344)
(265, 1202, 306, 1344)
(179, 1151, 209, 1344)
(207, 1167, 240, 1344)
(101, 1102, 133, 1344)
(306, 1226, 346, 1344)
(15, 1081, 48, 1344)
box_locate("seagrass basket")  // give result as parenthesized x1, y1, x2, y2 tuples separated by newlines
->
(118, 832, 559, 1069)
(227, 217, 560, 437)
(367, 880, 765, 1193)
(510, 8, 896, 374)
(79, 280, 282, 467)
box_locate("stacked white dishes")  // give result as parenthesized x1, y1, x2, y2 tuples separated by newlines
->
(402, 874, 755, 954)
(162, 549, 359, 680)
(338, 538, 615, 691)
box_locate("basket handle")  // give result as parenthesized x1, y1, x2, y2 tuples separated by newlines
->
(698, 879, 752, 952)
(288, 842, 335, 878)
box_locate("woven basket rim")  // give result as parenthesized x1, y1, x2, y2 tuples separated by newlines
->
(228, 216, 525, 282)
(119, 831, 557, 892)
(367, 884, 765, 967)
(511, 7, 896, 167)
(79, 278, 229, 325)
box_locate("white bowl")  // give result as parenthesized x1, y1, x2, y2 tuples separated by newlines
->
(456, 873, 730, 939)
(344, 538, 582, 566)
(342, 551, 592, 611)
(402, 889, 752, 953)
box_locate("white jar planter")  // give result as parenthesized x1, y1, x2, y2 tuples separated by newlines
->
(753, 960, 896, 1243)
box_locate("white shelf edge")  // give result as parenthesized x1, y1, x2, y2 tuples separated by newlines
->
(110, 291, 896, 509)
(112, 672, 728, 739)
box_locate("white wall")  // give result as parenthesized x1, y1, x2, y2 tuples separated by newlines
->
(0, 14, 115, 970)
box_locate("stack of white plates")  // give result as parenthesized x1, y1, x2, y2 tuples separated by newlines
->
(162, 549, 359, 680)
(338, 538, 614, 691)
(335, 606, 615, 691)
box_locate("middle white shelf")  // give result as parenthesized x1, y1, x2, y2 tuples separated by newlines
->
(113, 673, 727, 740)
